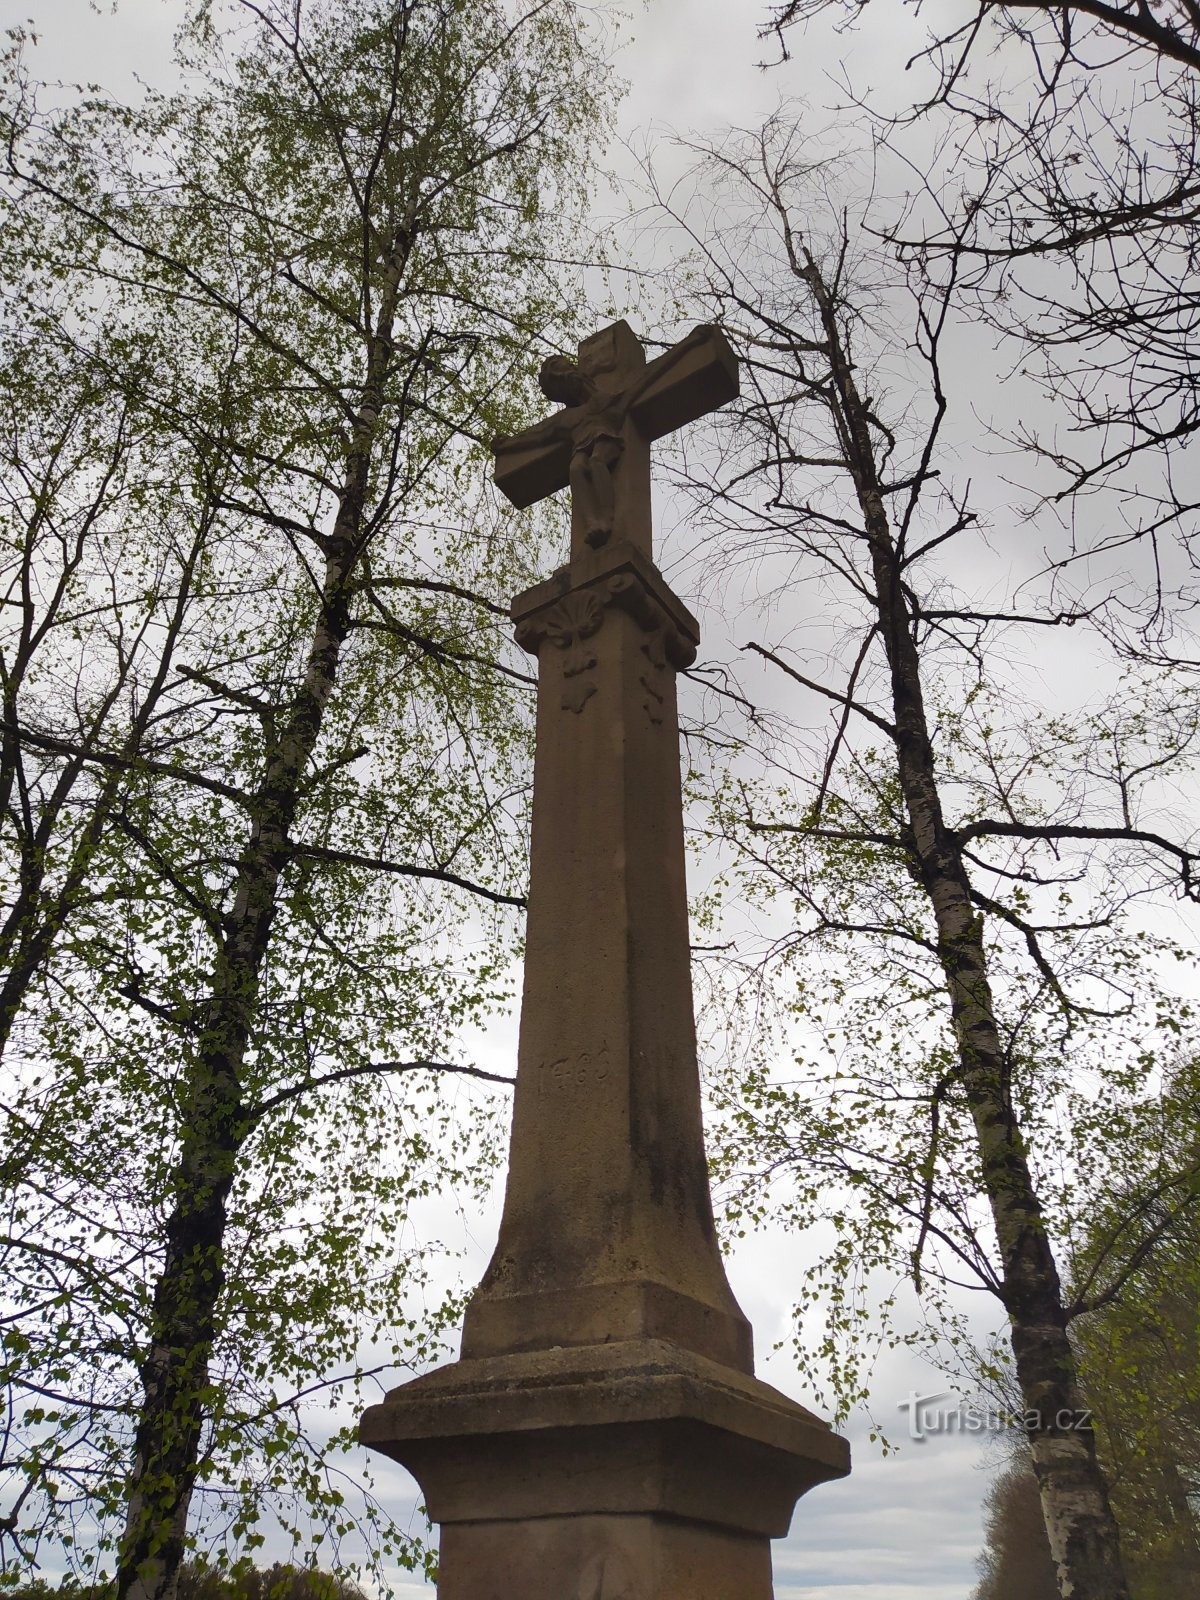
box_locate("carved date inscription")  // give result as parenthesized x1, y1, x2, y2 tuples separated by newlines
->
(536, 1043, 612, 1093)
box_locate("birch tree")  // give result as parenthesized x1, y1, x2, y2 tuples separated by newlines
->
(0, 1, 605, 1588)
(651, 121, 1198, 1600)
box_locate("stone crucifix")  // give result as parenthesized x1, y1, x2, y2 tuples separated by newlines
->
(360, 318, 848, 1600)
(492, 318, 739, 560)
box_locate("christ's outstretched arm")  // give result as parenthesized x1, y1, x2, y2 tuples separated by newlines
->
(492, 407, 576, 457)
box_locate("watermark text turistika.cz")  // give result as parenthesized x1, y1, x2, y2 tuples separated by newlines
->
(899, 1391, 1094, 1442)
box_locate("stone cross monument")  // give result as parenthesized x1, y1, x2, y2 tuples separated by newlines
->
(360, 321, 849, 1599)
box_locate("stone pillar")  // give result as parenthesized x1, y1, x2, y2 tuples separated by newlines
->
(360, 538, 849, 1599)
(461, 539, 749, 1373)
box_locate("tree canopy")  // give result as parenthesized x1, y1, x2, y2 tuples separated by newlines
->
(0, 0, 607, 1587)
(641, 97, 1197, 1599)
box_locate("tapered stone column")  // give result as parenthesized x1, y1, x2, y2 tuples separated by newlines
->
(360, 323, 849, 1599)
(460, 538, 751, 1374)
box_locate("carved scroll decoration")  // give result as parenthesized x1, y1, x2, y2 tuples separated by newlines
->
(602, 574, 696, 669)
(514, 571, 697, 718)
(639, 623, 668, 726)
(604, 573, 695, 724)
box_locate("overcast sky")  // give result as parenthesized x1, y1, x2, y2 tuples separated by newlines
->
(15, 1, 1078, 1594)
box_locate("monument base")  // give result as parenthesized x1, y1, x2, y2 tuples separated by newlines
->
(359, 1338, 850, 1599)
(436, 1513, 771, 1600)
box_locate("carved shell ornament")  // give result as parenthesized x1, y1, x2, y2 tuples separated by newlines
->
(533, 590, 605, 713)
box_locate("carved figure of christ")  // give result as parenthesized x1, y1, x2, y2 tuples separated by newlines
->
(492, 319, 738, 560)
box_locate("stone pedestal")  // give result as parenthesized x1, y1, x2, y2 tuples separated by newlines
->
(360, 1341, 847, 1599)
(361, 537, 848, 1595)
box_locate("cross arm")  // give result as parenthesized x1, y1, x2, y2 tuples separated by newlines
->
(628, 325, 739, 443)
(493, 409, 576, 510)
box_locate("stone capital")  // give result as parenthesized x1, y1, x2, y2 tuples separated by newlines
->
(511, 540, 699, 672)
